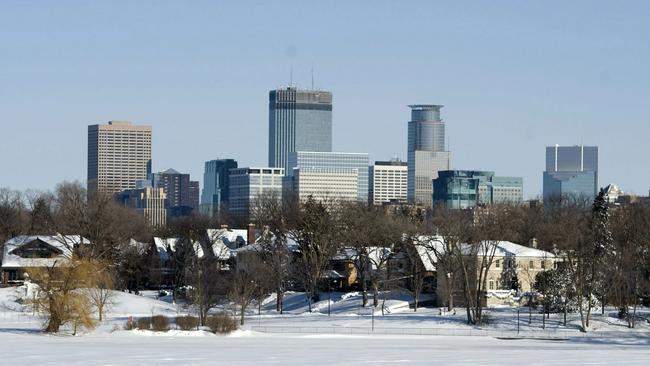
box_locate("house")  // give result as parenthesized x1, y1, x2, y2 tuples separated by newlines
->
(1, 235, 89, 286)
(330, 247, 393, 290)
(150, 226, 257, 284)
(436, 240, 557, 307)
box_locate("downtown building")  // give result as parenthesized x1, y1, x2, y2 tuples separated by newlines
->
(201, 159, 238, 218)
(228, 167, 284, 221)
(139, 168, 200, 217)
(286, 151, 369, 203)
(543, 145, 598, 201)
(407, 105, 451, 207)
(369, 159, 408, 205)
(87, 121, 152, 196)
(268, 87, 332, 170)
(432, 170, 523, 209)
(117, 186, 167, 228)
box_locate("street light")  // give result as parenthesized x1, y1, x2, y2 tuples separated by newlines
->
(328, 279, 331, 316)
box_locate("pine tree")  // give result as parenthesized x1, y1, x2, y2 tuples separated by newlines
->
(591, 189, 614, 313)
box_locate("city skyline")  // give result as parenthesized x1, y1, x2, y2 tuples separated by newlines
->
(2, 1, 649, 198)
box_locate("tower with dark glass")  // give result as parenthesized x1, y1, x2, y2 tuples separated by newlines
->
(268, 87, 332, 171)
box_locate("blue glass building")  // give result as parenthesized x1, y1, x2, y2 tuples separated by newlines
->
(200, 158, 238, 217)
(543, 145, 598, 201)
(433, 170, 523, 209)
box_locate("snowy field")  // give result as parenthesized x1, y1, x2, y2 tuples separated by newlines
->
(1, 331, 649, 366)
(1, 286, 650, 365)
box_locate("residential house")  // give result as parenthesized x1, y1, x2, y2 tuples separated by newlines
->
(1, 235, 89, 286)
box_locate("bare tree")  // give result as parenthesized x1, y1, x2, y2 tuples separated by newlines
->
(399, 236, 427, 312)
(451, 205, 514, 324)
(86, 261, 116, 322)
(288, 196, 340, 311)
(188, 258, 229, 325)
(431, 206, 472, 311)
(339, 202, 398, 307)
(611, 203, 650, 328)
(0, 188, 28, 255)
(250, 190, 293, 313)
(229, 263, 259, 325)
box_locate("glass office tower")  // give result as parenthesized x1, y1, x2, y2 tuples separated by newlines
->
(407, 105, 450, 206)
(543, 145, 598, 200)
(200, 159, 238, 217)
(268, 87, 332, 171)
(432, 170, 523, 209)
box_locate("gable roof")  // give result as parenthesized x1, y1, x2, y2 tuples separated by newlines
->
(492, 241, 555, 258)
(409, 236, 554, 272)
(2, 235, 88, 269)
(153, 228, 248, 261)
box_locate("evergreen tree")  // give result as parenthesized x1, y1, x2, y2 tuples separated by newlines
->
(591, 189, 614, 311)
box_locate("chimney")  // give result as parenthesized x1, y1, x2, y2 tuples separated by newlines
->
(247, 223, 256, 244)
(220, 224, 228, 230)
(530, 238, 538, 249)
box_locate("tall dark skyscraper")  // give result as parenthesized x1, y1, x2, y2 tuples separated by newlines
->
(200, 159, 238, 217)
(407, 105, 450, 206)
(543, 145, 598, 200)
(151, 168, 200, 213)
(268, 87, 332, 171)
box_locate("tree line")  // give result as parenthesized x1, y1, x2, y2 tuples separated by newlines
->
(0, 183, 649, 333)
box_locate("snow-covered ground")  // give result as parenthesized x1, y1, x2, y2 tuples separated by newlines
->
(1, 331, 649, 365)
(1, 286, 650, 365)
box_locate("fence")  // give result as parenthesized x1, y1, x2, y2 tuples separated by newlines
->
(249, 325, 650, 339)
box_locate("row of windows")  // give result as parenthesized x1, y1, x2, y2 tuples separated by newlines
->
(495, 259, 547, 269)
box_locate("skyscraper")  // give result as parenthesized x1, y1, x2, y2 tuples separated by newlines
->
(200, 159, 238, 217)
(287, 151, 369, 202)
(407, 105, 450, 206)
(228, 167, 284, 220)
(543, 145, 598, 200)
(268, 87, 332, 171)
(370, 159, 408, 205)
(87, 121, 152, 196)
(432, 170, 523, 209)
(149, 168, 200, 216)
(117, 187, 167, 228)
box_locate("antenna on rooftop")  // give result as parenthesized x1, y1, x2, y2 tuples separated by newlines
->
(289, 65, 293, 87)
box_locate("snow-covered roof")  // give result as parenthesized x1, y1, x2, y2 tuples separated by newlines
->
(233, 236, 300, 255)
(332, 247, 393, 270)
(408, 236, 554, 272)
(154, 231, 238, 261)
(416, 245, 438, 272)
(153, 237, 175, 261)
(128, 239, 151, 254)
(2, 235, 88, 269)
(207, 228, 249, 249)
(414, 235, 445, 272)
(153, 237, 207, 259)
(491, 241, 555, 258)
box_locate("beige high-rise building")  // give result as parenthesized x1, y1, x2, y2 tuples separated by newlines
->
(370, 159, 408, 205)
(117, 187, 167, 228)
(88, 121, 152, 195)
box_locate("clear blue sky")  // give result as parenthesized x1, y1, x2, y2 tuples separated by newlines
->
(1, 0, 648, 198)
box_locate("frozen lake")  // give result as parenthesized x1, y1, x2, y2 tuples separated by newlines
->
(0, 330, 648, 365)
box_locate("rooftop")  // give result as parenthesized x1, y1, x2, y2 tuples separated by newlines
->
(408, 105, 444, 110)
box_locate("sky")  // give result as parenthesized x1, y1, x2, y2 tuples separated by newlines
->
(1, 0, 648, 198)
